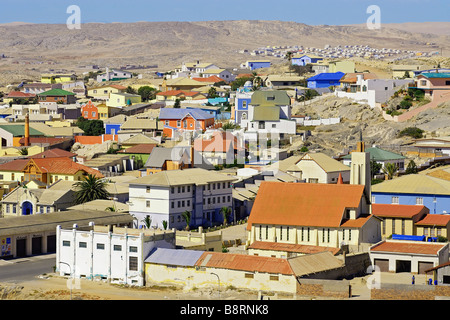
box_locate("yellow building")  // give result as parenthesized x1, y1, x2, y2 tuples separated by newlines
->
(107, 92, 142, 107)
(41, 74, 77, 84)
(96, 103, 122, 120)
(87, 84, 127, 100)
(328, 60, 356, 74)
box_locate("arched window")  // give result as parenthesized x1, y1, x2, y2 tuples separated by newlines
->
(241, 112, 247, 120)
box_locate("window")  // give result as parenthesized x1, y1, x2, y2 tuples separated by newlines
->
(371, 196, 375, 204)
(259, 225, 262, 240)
(77, 241, 87, 248)
(245, 273, 254, 279)
(391, 196, 399, 204)
(401, 219, 405, 235)
(129, 256, 138, 271)
(96, 243, 105, 250)
(171, 187, 174, 194)
(62, 240, 70, 247)
(113, 245, 122, 251)
(269, 275, 279, 281)
(420, 80, 427, 86)
(446, 80, 450, 86)
(382, 219, 386, 235)
(146, 186, 151, 193)
(287, 226, 289, 241)
(146, 200, 151, 208)
(392, 219, 396, 234)
(129, 246, 138, 253)
(265, 225, 269, 239)
(171, 202, 174, 209)
(416, 197, 423, 205)
(177, 120, 181, 127)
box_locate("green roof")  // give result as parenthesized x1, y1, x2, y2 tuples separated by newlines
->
(421, 73, 450, 79)
(250, 90, 291, 107)
(38, 89, 76, 96)
(0, 125, 45, 137)
(342, 147, 405, 161)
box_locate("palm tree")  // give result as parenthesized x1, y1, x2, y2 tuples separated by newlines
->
(18, 147, 28, 156)
(382, 162, 398, 180)
(220, 206, 231, 226)
(181, 210, 191, 231)
(74, 174, 111, 205)
(142, 215, 152, 229)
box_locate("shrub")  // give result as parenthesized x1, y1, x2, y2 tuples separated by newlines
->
(398, 127, 424, 139)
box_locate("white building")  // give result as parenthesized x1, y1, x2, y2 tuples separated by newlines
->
(128, 168, 236, 230)
(56, 224, 176, 286)
(335, 74, 411, 108)
(241, 90, 297, 137)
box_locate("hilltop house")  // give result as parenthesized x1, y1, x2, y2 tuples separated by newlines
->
(96, 69, 133, 82)
(407, 136, 450, 158)
(128, 168, 236, 229)
(307, 72, 345, 89)
(241, 90, 296, 137)
(291, 54, 323, 66)
(241, 60, 271, 71)
(414, 72, 450, 100)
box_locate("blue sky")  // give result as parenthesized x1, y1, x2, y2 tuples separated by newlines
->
(0, 0, 448, 25)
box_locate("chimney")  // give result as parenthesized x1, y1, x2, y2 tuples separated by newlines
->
(24, 112, 30, 147)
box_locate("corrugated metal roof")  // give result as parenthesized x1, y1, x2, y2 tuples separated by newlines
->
(144, 248, 204, 266)
(371, 174, 450, 195)
(288, 251, 345, 277)
(342, 147, 405, 161)
(195, 251, 294, 275)
(370, 240, 447, 255)
(307, 72, 345, 82)
(159, 108, 214, 121)
(372, 204, 429, 218)
(248, 241, 340, 255)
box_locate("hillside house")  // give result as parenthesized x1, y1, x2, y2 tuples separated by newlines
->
(38, 89, 77, 105)
(159, 108, 215, 139)
(307, 72, 345, 89)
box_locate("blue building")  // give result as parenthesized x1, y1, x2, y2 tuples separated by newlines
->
(233, 82, 254, 125)
(371, 174, 450, 215)
(307, 72, 345, 89)
(246, 60, 271, 71)
(291, 54, 324, 66)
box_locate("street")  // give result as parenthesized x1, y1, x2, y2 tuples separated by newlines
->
(0, 254, 56, 283)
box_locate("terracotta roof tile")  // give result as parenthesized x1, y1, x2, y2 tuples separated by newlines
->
(29, 148, 77, 159)
(192, 75, 226, 83)
(372, 204, 429, 218)
(0, 159, 29, 172)
(194, 251, 294, 275)
(370, 240, 446, 255)
(118, 144, 156, 154)
(31, 157, 103, 177)
(415, 214, 450, 227)
(247, 181, 365, 229)
(248, 241, 341, 255)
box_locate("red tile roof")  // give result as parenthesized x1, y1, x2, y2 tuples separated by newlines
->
(415, 214, 450, 227)
(370, 240, 446, 255)
(74, 135, 118, 145)
(372, 204, 429, 218)
(29, 148, 77, 159)
(31, 157, 103, 177)
(248, 241, 341, 255)
(192, 75, 226, 83)
(194, 251, 294, 275)
(247, 181, 366, 230)
(118, 144, 156, 154)
(0, 159, 29, 172)
(6, 91, 36, 98)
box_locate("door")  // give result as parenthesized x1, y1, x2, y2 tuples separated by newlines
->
(418, 261, 434, 274)
(396, 260, 411, 273)
(16, 238, 26, 258)
(374, 259, 389, 272)
(47, 235, 56, 253)
(32, 237, 42, 255)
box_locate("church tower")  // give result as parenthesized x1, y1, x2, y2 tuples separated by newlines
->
(350, 131, 371, 212)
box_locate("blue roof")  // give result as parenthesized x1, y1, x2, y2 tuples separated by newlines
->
(159, 108, 214, 120)
(307, 72, 345, 81)
(144, 248, 204, 266)
(391, 234, 426, 241)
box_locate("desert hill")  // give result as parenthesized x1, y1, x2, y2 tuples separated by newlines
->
(1, 20, 449, 75)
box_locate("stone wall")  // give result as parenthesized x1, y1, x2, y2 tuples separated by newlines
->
(371, 284, 450, 300)
(296, 279, 351, 299)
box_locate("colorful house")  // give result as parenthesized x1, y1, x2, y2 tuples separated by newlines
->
(307, 72, 345, 89)
(40, 74, 77, 84)
(81, 100, 99, 120)
(414, 72, 450, 100)
(87, 84, 127, 100)
(371, 174, 450, 214)
(38, 89, 77, 104)
(155, 90, 207, 102)
(106, 92, 142, 107)
(158, 108, 215, 139)
(291, 54, 324, 67)
(243, 60, 271, 71)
